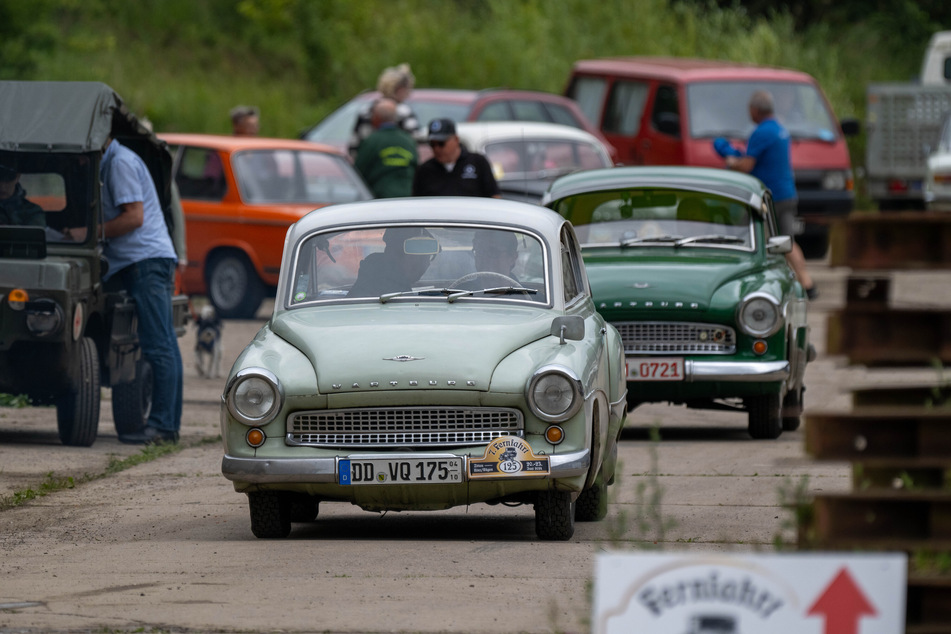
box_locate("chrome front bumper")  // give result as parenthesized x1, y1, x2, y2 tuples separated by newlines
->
(221, 448, 590, 484)
(627, 359, 790, 383)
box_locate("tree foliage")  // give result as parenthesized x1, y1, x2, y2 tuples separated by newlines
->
(0, 0, 940, 143)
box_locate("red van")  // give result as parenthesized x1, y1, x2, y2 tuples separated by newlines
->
(565, 57, 859, 257)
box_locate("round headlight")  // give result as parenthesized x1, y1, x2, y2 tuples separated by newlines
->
(528, 367, 583, 422)
(26, 299, 64, 337)
(227, 368, 283, 425)
(737, 293, 782, 337)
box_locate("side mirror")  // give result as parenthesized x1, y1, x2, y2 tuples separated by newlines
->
(550, 315, 584, 344)
(767, 235, 792, 254)
(840, 118, 860, 137)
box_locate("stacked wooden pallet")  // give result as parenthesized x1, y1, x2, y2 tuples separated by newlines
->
(802, 213, 951, 634)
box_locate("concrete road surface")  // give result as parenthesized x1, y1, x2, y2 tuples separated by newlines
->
(0, 261, 944, 633)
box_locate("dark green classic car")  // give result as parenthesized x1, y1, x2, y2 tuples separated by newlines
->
(543, 166, 813, 439)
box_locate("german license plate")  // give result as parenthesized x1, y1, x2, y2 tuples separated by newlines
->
(338, 458, 464, 485)
(627, 358, 685, 381)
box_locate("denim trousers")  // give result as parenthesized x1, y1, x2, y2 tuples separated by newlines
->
(119, 258, 183, 433)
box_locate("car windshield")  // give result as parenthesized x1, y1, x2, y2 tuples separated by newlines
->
(687, 81, 838, 142)
(287, 224, 549, 306)
(232, 150, 370, 204)
(483, 138, 611, 182)
(550, 188, 754, 250)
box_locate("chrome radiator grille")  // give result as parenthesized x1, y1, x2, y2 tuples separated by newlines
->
(614, 321, 736, 354)
(287, 406, 523, 448)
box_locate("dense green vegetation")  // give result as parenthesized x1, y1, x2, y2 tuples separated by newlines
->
(1, 0, 944, 197)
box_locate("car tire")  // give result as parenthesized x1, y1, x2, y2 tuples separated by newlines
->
(575, 472, 608, 522)
(112, 358, 153, 436)
(747, 393, 782, 439)
(207, 251, 265, 320)
(535, 490, 575, 540)
(781, 387, 803, 432)
(56, 336, 100, 447)
(248, 491, 292, 538)
(289, 494, 319, 523)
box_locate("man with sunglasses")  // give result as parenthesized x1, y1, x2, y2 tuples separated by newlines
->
(412, 118, 500, 198)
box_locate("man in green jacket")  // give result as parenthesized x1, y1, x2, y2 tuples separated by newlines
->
(354, 98, 418, 198)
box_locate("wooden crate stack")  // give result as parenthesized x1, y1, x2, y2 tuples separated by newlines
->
(800, 213, 951, 634)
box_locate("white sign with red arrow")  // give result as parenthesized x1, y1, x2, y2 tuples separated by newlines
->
(593, 552, 906, 634)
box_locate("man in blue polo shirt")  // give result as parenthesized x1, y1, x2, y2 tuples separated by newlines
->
(100, 137, 184, 444)
(720, 90, 817, 299)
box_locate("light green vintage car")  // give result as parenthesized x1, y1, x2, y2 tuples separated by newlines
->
(543, 166, 813, 439)
(221, 197, 627, 540)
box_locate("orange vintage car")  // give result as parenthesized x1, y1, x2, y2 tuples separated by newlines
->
(160, 133, 372, 318)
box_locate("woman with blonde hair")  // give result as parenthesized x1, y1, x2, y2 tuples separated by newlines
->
(350, 63, 420, 160)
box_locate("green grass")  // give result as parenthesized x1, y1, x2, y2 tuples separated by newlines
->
(0, 435, 220, 512)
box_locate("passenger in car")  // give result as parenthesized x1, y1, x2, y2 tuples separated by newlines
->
(347, 227, 435, 297)
(0, 163, 46, 228)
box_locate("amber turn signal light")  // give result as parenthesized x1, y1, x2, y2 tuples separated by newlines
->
(752, 340, 768, 355)
(7, 288, 28, 310)
(545, 425, 565, 445)
(246, 428, 265, 447)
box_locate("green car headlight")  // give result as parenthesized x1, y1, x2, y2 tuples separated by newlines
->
(527, 366, 583, 422)
(226, 368, 283, 425)
(736, 293, 782, 338)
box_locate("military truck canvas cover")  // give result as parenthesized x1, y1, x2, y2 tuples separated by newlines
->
(0, 81, 118, 152)
(0, 80, 173, 216)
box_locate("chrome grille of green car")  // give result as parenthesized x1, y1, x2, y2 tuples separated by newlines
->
(614, 321, 736, 354)
(287, 406, 524, 448)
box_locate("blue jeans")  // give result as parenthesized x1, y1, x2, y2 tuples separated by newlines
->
(119, 258, 183, 433)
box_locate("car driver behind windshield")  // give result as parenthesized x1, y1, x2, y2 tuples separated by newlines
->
(347, 227, 435, 298)
(0, 163, 45, 228)
(472, 229, 520, 282)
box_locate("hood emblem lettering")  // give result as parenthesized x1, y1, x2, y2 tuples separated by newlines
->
(384, 355, 424, 362)
(632, 282, 650, 289)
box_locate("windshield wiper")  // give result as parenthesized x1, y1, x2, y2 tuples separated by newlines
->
(379, 287, 537, 303)
(620, 235, 683, 247)
(378, 288, 452, 303)
(447, 286, 538, 303)
(674, 234, 746, 247)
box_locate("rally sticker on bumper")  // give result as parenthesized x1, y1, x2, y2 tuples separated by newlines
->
(468, 436, 550, 479)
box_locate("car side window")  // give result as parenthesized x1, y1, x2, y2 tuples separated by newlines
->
(560, 228, 585, 304)
(604, 80, 650, 135)
(568, 76, 608, 128)
(545, 103, 582, 129)
(509, 100, 549, 123)
(476, 101, 512, 122)
(175, 147, 226, 201)
(762, 195, 779, 238)
(651, 84, 680, 137)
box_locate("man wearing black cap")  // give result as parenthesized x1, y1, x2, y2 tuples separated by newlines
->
(412, 118, 501, 198)
(0, 164, 45, 227)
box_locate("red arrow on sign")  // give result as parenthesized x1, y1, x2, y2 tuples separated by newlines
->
(807, 567, 877, 634)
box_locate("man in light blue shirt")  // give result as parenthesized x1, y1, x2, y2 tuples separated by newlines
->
(101, 137, 183, 443)
(721, 90, 817, 300)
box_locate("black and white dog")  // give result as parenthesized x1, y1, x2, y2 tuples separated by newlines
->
(194, 304, 223, 379)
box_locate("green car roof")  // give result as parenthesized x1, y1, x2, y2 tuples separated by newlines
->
(542, 166, 769, 211)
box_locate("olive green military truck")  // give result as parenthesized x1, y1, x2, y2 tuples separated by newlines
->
(0, 81, 187, 446)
